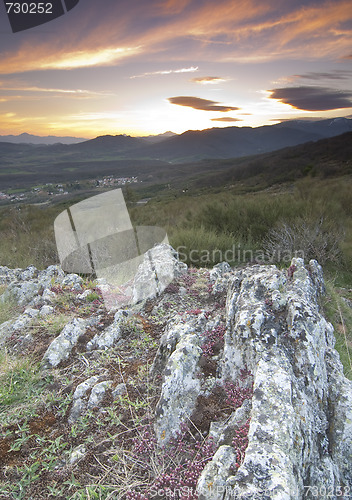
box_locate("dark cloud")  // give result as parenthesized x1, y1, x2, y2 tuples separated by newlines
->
(168, 96, 239, 112)
(268, 86, 352, 111)
(211, 117, 241, 122)
(191, 76, 226, 84)
(293, 71, 352, 81)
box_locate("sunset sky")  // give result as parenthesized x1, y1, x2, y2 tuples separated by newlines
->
(0, 0, 351, 138)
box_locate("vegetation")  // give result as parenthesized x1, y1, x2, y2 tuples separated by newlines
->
(0, 287, 22, 324)
(0, 204, 58, 268)
(0, 173, 351, 381)
(129, 176, 352, 272)
(323, 281, 352, 379)
(0, 167, 351, 497)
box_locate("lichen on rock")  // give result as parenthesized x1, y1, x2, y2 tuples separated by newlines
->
(0, 248, 351, 498)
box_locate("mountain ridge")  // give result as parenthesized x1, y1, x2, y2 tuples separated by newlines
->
(129, 117, 352, 162)
(0, 132, 88, 145)
(0, 129, 351, 193)
(1, 118, 351, 157)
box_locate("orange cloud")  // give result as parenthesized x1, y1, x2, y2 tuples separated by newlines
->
(0, 0, 272, 74)
(211, 117, 241, 122)
(168, 96, 239, 112)
(0, 45, 141, 74)
(154, 0, 191, 15)
(0, 0, 351, 74)
(191, 76, 227, 84)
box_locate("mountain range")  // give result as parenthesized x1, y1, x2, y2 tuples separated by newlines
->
(0, 132, 87, 145)
(1, 118, 351, 163)
(0, 131, 177, 146)
(126, 117, 352, 162)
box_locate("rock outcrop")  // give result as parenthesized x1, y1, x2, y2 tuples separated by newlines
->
(198, 258, 352, 499)
(0, 248, 351, 499)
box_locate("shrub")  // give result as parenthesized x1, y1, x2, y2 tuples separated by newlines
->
(263, 217, 344, 264)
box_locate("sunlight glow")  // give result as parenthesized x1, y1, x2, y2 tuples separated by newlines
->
(40, 47, 142, 70)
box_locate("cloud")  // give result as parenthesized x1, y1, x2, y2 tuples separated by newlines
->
(130, 66, 198, 79)
(291, 71, 352, 81)
(268, 86, 352, 111)
(0, 81, 111, 103)
(0, 45, 141, 74)
(41, 47, 141, 70)
(0, 85, 106, 96)
(1, 0, 351, 75)
(191, 76, 227, 84)
(211, 117, 241, 122)
(168, 96, 239, 112)
(270, 117, 325, 122)
(154, 0, 191, 15)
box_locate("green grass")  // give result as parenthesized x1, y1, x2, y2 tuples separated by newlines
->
(323, 281, 352, 380)
(30, 313, 72, 337)
(0, 288, 21, 324)
(0, 204, 59, 268)
(129, 176, 352, 268)
(0, 352, 51, 413)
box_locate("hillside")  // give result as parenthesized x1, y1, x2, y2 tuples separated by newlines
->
(130, 117, 352, 163)
(0, 127, 351, 195)
(182, 130, 352, 192)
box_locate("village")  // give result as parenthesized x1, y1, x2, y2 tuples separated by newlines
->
(0, 175, 138, 205)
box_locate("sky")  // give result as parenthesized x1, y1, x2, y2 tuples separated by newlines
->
(0, 0, 352, 138)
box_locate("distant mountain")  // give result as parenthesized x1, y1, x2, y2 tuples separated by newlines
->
(130, 117, 352, 163)
(276, 117, 352, 138)
(139, 131, 177, 143)
(0, 132, 87, 145)
(186, 130, 352, 191)
(1, 117, 351, 165)
(72, 134, 147, 153)
(1, 129, 351, 193)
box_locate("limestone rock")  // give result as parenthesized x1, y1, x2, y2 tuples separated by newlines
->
(132, 244, 187, 303)
(40, 305, 54, 316)
(2, 280, 42, 306)
(0, 264, 65, 306)
(69, 376, 100, 423)
(87, 380, 113, 409)
(112, 383, 127, 399)
(197, 445, 237, 500)
(69, 376, 112, 423)
(154, 332, 202, 444)
(61, 273, 83, 291)
(0, 307, 39, 347)
(197, 258, 352, 499)
(41, 318, 89, 368)
(87, 310, 130, 350)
